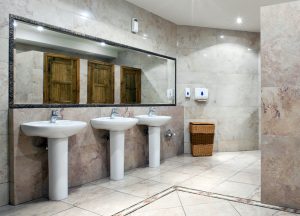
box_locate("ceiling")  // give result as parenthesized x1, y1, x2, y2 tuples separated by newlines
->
(126, 0, 295, 32)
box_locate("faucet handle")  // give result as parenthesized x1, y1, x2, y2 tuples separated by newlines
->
(112, 107, 119, 113)
(150, 107, 156, 111)
(51, 110, 59, 116)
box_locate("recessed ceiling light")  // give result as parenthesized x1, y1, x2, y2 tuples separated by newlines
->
(13, 21, 18, 27)
(236, 17, 243, 24)
(248, 48, 252, 51)
(220, 35, 225, 39)
(203, 53, 208, 57)
(37, 26, 44, 32)
(143, 34, 148, 37)
(100, 42, 106, 47)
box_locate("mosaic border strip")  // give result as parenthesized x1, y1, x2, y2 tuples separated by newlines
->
(114, 186, 300, 215)
(114, 187, 176, 216)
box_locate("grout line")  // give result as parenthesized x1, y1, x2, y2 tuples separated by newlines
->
(228, 201, 242, 216)
(113, 187, 176, 216)
(49, 205, 74, 216)
(175, 190, 187, 216)
(225, 179, 261, 187)
(72, 206, 102, 215)
(176, 186, 300, 214)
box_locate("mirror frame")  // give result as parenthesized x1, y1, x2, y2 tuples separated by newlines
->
(8, 14, 177, 108)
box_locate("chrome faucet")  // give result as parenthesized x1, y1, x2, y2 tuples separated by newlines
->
(110, 108, 120, 119)
(50, 110, 62, 123)
(148, 107, 156, 117)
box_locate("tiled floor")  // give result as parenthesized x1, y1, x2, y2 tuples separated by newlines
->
(0, 151, 298, 216)
(128, 190, 296, 216)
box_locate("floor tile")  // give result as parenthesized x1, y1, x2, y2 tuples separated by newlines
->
(63, 183, 114, 205)
(149, 171, 194, 185)
(179, 175, 225, 191)
(91, 175, 144, 189)
(177, 191, 225, 206)
(199, 166, 238, 180)
(183, 201, 240, 216)
(168, 164, 209, 175)
(130, 207, 185, 216)
(230, 201, 277, 216)
(53, 207, 99, 216)
(191, 158, 221, 168)
(127, 167, 166, 179)
(76, 191, 143, 216)
(133, 192, 182, 212)
(0, 151, 263, 216)
(0, 199, 72, 216)
(243, 162, 261, 174)
(273, 211, 299, 215)
(166, 154, 200, 164)
(249, 186, 261, 201)
(211, 181, 259, 198)
(229, 171, 261, 185)
(159, 160, 184, 171)
(117, 180, 171, 198)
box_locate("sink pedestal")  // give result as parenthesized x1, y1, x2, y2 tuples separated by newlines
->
(110, 131, 125, 180)
(149, 127, 160, 168)
(48, 138, 68, 200)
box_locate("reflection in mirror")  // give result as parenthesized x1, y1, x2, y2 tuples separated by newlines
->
(13, 19, 176, 106)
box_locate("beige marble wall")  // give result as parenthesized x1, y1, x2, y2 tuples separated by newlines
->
(0, 0, 177, 206)
(9, 106, 183, 205)
(15, 51, 43, 104)
(176, 26, 260, 153)
(261, 1, 300, 209)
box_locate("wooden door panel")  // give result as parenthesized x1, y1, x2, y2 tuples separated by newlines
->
(121, 66, 141, 104)
(44, 54, 79, 104)
(88, 61, 114, 104)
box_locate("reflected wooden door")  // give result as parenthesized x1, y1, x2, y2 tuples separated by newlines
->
(121, 66, 141, 104)
(88, 61, 114, 104)
(44, 54, 79, 104)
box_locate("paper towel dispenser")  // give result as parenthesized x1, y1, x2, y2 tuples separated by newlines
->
(195, 88, 208, 101)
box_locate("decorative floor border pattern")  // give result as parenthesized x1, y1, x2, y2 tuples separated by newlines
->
(114, 186, 300, 216)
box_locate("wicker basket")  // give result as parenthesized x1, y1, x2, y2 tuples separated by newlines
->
(190, 122, 215, 157)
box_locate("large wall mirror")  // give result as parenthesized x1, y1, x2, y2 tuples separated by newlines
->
(9, 15, 176, 108)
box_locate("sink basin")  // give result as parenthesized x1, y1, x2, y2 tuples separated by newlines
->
(90, 117, 138, 181)
(135, 115, 171, 127)
(90, 117, 138, 131)
(21, 120, 87, 201)
(135, 115, 172, 168)
(21, 120, 87, 138)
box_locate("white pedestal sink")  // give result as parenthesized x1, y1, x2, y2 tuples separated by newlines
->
(135, 115, 172, 168)
(21, 120, 87, 200)
(90, 117, 138, 180)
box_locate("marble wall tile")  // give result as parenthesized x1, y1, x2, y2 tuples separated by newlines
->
(0, 62, 8, 108)
(79, 59, 88, 104)
(177, 26, 260, 153)
(262, 87, 300, 137)
(0, 135, 8, 184)
(0, 38, 8, 63)
(261, 1, 300, 209)
(0, 183, 8, 206)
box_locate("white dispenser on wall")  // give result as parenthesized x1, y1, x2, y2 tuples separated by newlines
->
(195, 88, 208, 101)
